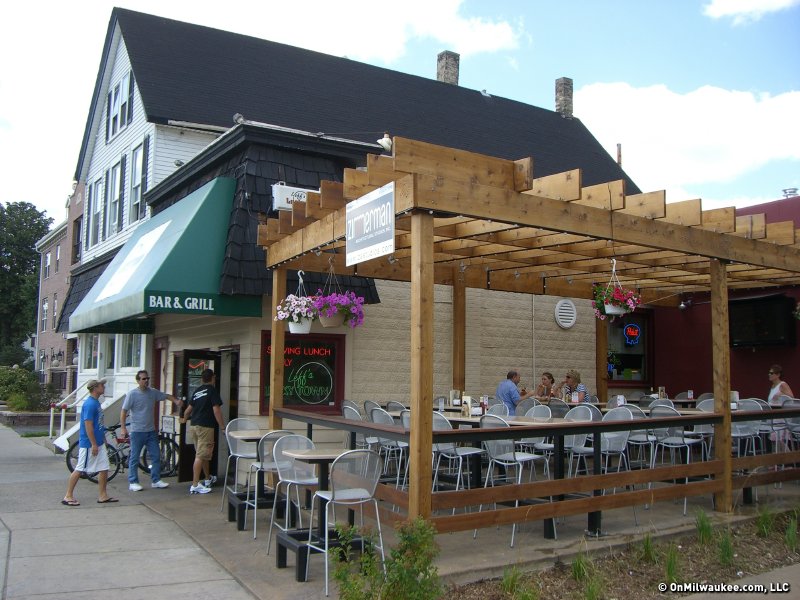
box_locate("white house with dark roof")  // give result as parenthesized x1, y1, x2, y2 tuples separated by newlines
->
(56, 8, 642, 466)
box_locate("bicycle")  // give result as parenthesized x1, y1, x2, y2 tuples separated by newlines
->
(65, 424, 180, 483)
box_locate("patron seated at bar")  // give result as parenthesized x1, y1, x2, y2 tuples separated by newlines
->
(534, 371, 556, 401)
(553, 369, 590, 403)
(496, 369, 533, 414)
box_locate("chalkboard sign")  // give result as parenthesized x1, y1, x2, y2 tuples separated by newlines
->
(260, 331, 345, 414)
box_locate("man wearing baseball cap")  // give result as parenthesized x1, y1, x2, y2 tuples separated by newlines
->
(62, 378, 117, 506)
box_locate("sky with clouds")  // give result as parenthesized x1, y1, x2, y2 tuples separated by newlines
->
(0, 0, 798, 226)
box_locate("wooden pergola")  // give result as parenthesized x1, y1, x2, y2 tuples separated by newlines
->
(260, 137, 800, 518)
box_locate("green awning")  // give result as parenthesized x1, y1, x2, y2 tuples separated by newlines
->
(69, 177, 262, 333)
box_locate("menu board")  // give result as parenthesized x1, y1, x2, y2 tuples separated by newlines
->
(260, 331, 345, 414)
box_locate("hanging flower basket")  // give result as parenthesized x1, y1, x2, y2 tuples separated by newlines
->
(592, 259, 641, 321)
(311, 258, 366, 329)
(288, 317, 314, 334)
(274, 271, 318, 334)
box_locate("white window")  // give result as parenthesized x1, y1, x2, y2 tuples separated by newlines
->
(39, 351, 46, 372)
(43, 252, 51, 278)
(90, 179, 103, 246)
(130, 144, 143, 223)
(107, 72, 133, 140)
(82, 334, 99, 370)
(106, 162, 122, 237)
(55, 244, 60, 273)
(52, 293, 58, 330)
(119, 334, 142, 368)
(41, 298, 48, 332)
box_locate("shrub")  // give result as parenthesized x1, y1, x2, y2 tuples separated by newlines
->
(334, 517, 443, 600)
(639, 533, 659, 564)
(0, 367, 37, 403)
(6, 392, 28, 411)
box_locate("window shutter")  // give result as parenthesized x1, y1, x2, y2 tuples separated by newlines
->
(84, 186, 92, 250)
(102, 170, 110, 241)
(118, 154, 126, 230)
(127, 72, 135, 124)
(106, 92, 112, 142)
(140, 135, 150, 218)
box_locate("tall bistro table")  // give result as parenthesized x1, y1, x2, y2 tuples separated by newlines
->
(275, 447, 353, 582)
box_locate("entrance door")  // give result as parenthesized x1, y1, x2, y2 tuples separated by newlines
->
(176, 351, 221, 482)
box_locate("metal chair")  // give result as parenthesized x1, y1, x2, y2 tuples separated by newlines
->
(369, 407, 405, 486)
(342, 399, 361, 416)
(243, 430, 291, 538)
(517, 404, 554, 472)
(473, 414, 549, 547)
(649, 405, 703, 515)
(487, 403, 509, 417)
(363, 399, 381, 416)
(548, 398, 570, 418)
(600, 407, 633, 474)
(220, 418, 259, 511)
(607, 395, 625, 409)
(386, 400, 407, 412)
(305, 449, 385, 596)
(732, 398, 762, 457)
(432, 411, 484, 500)
(648, 398, 675, 409)
(515, 396, 539, 416)
(696, 392, 715, 401)
(564, 405, 594, 477)
(343, 405, 369, 450)
(487, 396, 502, 407)
(627, 390, 647, 404)
(674, 391, 690, 400)
(690, 398, 716, 459)
(267, 435, 318, 555)
(624, 404, 657, 469)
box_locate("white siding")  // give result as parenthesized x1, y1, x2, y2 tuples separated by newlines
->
(152, 126, 218, 184)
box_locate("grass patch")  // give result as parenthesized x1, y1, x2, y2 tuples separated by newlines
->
(756, 506, 775, 537)
(584, 576, 604, 600)
(718, 529, 735, 567)
(501, 566, 524, 596)
(664, 544, 680, 584)
(695, 509, 713, 545)
(639, 532, 658, 564)
(571, 550, 593, 583)
(19, 431, 49, 438)
(786, 517, 798, 553)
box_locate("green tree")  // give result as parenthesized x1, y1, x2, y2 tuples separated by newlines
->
(0, 202, 52, 367)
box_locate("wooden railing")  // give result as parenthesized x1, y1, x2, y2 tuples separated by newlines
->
(275, 407, 800, 536)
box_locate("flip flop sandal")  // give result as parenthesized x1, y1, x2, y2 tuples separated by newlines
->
(97, 497, 119, 503)
(61, 499, 80, 506)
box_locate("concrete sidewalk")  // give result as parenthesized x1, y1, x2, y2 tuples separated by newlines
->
(2, 422, 799, 599)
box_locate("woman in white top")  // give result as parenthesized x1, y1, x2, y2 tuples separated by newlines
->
(768, 364, 793, 402)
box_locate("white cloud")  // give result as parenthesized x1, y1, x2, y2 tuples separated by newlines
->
(703, 0, 800, 25)
(575, 82, 800, 205)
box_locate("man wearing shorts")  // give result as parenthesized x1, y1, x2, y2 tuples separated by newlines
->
(181, 369, 225, 494)
(62, 378, 118, 506)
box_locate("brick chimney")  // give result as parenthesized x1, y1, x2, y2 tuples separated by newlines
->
(555, 77, 573, 117)
(437, 51, 460, 85)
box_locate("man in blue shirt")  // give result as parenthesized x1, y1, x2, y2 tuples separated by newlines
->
(496, 370, 533, 414)
(119, 370, 180, 491)
(62, 378, 117, 505)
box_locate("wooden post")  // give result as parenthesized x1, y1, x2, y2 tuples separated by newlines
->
(409, 210, 434, 519)
(596, 317, 608, 402)
(452, 266, 466, 392)
(269, 267, 287, 431)
(710, 258, 732, 513)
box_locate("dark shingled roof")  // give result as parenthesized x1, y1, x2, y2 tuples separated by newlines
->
(57, 249, 120, 333)
(98, 8, 639, 194)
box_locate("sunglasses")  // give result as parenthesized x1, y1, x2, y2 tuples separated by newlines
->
(768, 371, 776, 375)
(139, 377, 150, 381)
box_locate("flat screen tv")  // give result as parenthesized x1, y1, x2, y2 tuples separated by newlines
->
(729, 295, 796, 347)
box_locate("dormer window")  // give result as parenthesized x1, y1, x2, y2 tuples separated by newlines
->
(106, 72, 134, 141)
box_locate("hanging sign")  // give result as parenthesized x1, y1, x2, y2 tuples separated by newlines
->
(624, 323, 641, 345)
(345, 181, 395, 266)
(271, 182, 315, 211)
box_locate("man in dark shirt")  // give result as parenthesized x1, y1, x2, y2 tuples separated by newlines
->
(180, 369, 225, 494)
